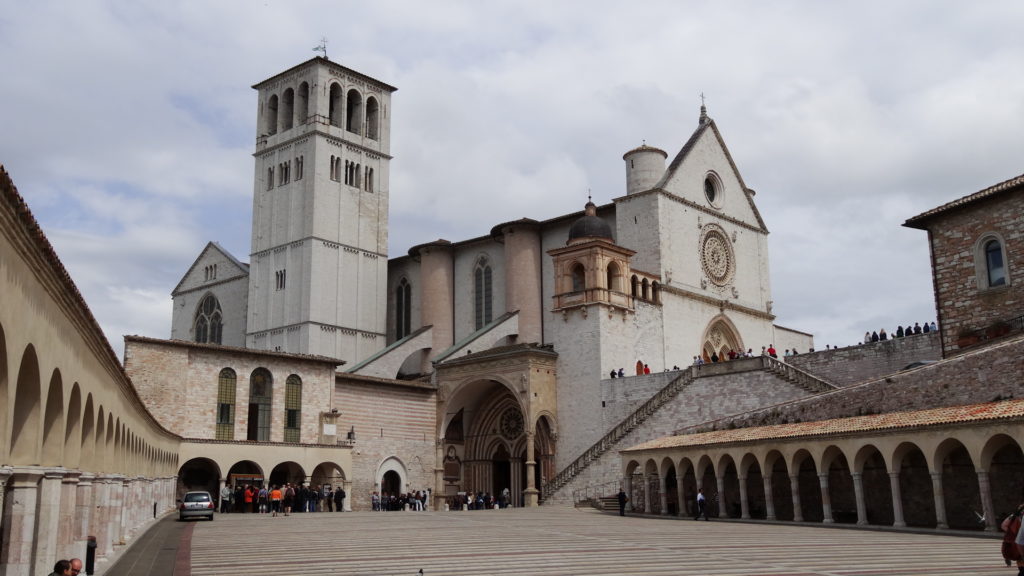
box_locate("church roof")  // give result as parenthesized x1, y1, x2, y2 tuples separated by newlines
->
(567, 201, 614, 242)
(624, 397, 1024, 452)
(622, 143, 667, 160)
(125, 335, 345, 366)
(653, 112, 768, 233)
(252, 56, 398, 93)
(171, 241, 249, 296)
(903, 172, 1024, 229)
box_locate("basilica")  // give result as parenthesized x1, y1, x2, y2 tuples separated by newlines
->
(2, 54, 1021, 576)
(146, 55, 812, 506)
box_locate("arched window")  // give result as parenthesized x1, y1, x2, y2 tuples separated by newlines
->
(281, 88, 294, 131)
(651, 281, 660, 304)
(266, 94, 279, 135)
(985, 239, 1006, 287)
(215, 368, 236, 440)
(328, 83, 343, 127)
(247, 368, 272, 442)
(571, 263, 586, 293)
(266, 166, 274, 191)
(395, 278, 412, 339)
(474, 258, 493, 330)
(607, 262, 620, 292)
(297, 82, 310, 124)
(366, 97, 380, 140)
(284, 375, 301, 443)
(631, 275, 639, 298)
(194, 294, 223, 344)
(346, 89, 363, 134)
(642, 278, 650, 300)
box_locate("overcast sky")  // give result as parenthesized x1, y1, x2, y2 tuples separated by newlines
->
(2, 1, 1022, 360)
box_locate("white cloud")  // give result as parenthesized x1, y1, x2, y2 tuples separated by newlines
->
(2, 0, 1023, 359)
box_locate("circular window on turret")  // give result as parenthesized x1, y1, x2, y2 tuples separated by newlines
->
(704, 173, 723, 208)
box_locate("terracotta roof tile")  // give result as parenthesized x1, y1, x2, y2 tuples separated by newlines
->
(624, 398, 1024, 452)
(904, 172, 1024, 228)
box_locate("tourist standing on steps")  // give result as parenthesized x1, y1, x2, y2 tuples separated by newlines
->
(617, 488, 628, 516)
(696, 488, 707, 521)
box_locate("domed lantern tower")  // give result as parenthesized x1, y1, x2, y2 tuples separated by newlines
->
(548, 201, 635, 312)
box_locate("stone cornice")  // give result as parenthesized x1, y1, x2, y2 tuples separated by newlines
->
(254, 126, 394, 160)
(660, 283, 774, 321)
(252, 235, 387, 260)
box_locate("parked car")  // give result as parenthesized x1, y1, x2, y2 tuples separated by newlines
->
(179, 491, 215, 521)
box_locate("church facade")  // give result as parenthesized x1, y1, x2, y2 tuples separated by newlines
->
(156, 56, 811, 506)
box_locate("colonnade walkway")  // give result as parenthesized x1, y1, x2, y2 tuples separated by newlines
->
(119, 507, 1009, 575)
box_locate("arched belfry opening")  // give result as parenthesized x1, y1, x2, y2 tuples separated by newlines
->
(435, 344, 558, 508)
(701, 316, 743, 362)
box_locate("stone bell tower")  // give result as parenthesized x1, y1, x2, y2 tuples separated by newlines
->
(246, 57, 397, 362)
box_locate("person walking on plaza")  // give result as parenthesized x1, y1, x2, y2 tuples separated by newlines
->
(334, 486, 345, 511)
(220, 484, 232, 513)
(617, 488, 628, 516)
(696, 488, 708, 521)
(270, 485, 283, 517)
(1002, 503, 1024, 574)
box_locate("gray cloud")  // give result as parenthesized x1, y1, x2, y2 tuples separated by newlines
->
(2, 0, 1022, 358)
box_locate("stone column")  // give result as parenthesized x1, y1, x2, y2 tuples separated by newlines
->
(763, 475, 776, 520)
(59, 471, 81, 561)
(642, 476, 652, 514)
(2, 469, 43, 576)
(789, 475, 803, 522)
(343, 480, 353, 512)
(511, 458, 523, 508)
(658, 475, 668, 515)
(91, 476, 110, 558)
(888, 472, 905, 527)
(851, 472, 867, 526)
(715, 475, 727, 518)
(818, 473, 833, 523)
(523, 432, 538, 507)
(675, 475, 686, 518)
(976, 470, 997, 532)
(738, 475, 750, 519)
(434, 438, 445, 511)
(0, 466, 12, 530)
(75, 472, 94, 558)
(930, 471, 948, 529)
(33, 468, 65, 576)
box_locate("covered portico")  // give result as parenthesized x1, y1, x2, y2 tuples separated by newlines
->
(620, 399, 1024, 530)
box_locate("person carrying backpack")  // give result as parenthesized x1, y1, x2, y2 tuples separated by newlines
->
(1001, 503, 1024, 572)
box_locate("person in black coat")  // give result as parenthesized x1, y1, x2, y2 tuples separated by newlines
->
(617, 489, 629, 516)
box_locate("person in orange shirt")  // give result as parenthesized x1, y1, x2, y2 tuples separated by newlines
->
(270, 486, 283, 517)
(244, 485, 255, 513)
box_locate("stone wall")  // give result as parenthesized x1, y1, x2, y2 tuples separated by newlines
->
(916, 188, 1024, 355)
(335, 375, 437, 510)
(545, 367, 814, 505)
(787, 332, 941, 387)
(681, 334, 1024, 434)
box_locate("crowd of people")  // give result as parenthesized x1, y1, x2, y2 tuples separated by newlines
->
(218, 483, 347, 516)
(371, 490, 430, 511)
(446, 487, 513, 510)
(865, 321, 937, 344)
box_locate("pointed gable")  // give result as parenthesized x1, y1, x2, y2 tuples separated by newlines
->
(654, 117, 768, 233)
(171, 242, 249, 296)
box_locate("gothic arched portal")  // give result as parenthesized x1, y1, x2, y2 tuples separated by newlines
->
(701, 316, 743, 362)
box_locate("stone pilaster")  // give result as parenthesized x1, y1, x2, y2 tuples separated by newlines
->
(715, 476, 726, 518)
(976, 471, 997, 531)
(33, 468, 65, 576)
(658, 475, 668, 515)
(675, 475, 686, 518)
(59, 470, 81, 561)
(523, 432, 538, 507)
(1, 469, 43, 576)
(75, 473, 95, 554)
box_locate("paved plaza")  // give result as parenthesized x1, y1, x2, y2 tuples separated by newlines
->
(115, 507, 1012, 576)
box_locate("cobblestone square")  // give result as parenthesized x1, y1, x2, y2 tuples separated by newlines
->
(186, 508, 1008, 576)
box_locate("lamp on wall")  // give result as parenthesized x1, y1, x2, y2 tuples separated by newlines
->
(346, 426, 356, 441)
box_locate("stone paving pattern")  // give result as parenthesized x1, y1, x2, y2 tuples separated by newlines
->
(186, 508, 1009, 576)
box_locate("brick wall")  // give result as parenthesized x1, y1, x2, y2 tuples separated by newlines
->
(335, 376, 437, 509)
(788, 332, 941, 387)
(917, 189, 1024, 355)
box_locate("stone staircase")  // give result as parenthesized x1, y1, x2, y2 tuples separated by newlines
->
(541, 357, 837, 503)
(761, 355, 837, 393)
